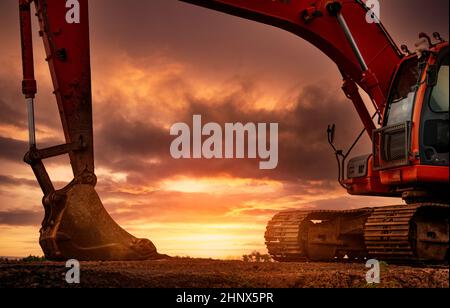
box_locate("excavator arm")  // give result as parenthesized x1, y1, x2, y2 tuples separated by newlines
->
(18, 0, 404, 261)
(19, 0, 161, 261)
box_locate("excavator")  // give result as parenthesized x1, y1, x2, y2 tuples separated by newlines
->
(18, 0, 448, 262)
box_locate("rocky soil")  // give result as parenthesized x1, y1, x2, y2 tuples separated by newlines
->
(0, 258, 448, 288)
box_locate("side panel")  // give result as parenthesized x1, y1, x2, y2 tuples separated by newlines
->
(345, 156, 398, 197)
(380, 165, 449, 185)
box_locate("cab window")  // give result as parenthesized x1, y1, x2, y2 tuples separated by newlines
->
(385, 58, 420, 126)
(429, 58, 449, 113)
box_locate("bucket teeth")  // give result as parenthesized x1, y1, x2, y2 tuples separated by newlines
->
(39, 184, 164, 261)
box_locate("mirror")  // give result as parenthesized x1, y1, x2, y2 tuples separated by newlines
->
(328, 124, 336, 144)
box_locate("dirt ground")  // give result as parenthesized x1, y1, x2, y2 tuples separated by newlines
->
(0, 258, 448, 288)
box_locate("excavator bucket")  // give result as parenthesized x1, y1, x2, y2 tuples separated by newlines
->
(39, 184, 162, 261)
(19, 0, 164, 260)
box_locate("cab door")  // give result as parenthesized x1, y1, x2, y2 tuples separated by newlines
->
(420, 46, 449, 166)
(373, 56, 421, 170)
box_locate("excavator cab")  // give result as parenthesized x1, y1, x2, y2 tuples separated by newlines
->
(378, 43, 449, 169)
(344, 40, 449, 204)
(371, 42, 449, 202)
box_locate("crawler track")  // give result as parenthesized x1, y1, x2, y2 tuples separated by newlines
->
(265, 204, 449, 263)
(265, 210, 310, 261)
(364, 204, 449, 262)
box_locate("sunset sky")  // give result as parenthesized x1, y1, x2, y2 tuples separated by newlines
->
(0, 0, 448, 258)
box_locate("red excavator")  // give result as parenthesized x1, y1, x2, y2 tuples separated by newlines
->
(18, 0, 448, 262)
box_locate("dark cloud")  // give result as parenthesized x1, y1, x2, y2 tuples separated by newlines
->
(0, 209, 41, 226)
(0, 73, 67, 134)
(88, 0, 335, 85)
(0, 136, 27, 163)
(93, 81, 369, 184)
(0, 175, 35, 187)
(0, 98, 26, 128)
(96, 114, 172, 159)
(380, 0, 449, 48)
